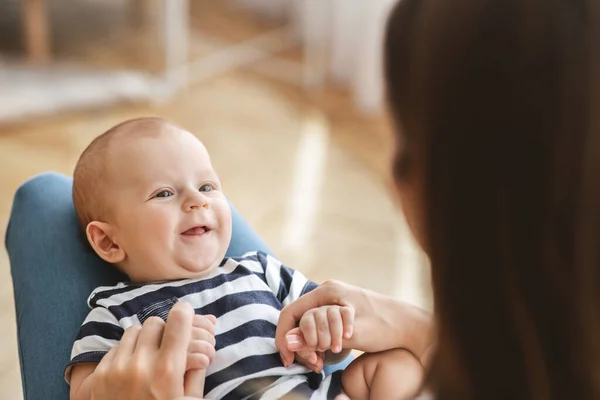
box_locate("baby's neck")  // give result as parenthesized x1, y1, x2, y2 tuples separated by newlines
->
(120, 262, 220, 285)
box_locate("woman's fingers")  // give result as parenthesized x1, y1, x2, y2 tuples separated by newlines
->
(116, 324, 141, 361)
(95, 342, 119, 376)
(184, 369, 205, 399)
(285, 327, 305, 351)
(158, 302, 195, 369)
(135, 317, 165, 356)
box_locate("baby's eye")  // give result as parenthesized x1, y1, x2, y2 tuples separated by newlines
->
(155, 190, 173, 198)
(199, 184, 213, 192)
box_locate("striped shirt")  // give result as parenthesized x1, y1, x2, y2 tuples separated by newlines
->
(66, 251, 343, 399)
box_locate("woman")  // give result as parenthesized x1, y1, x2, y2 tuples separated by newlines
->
(49, 0, 600, 398)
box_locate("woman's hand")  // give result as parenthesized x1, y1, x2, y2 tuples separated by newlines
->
(90, 301, 204, 400)
(276, 280, 435, 368)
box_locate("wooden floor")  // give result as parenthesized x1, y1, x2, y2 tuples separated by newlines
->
(0, 2, 431, 399)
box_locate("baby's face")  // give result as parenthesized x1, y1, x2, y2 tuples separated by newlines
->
(104, 127, 232, 282)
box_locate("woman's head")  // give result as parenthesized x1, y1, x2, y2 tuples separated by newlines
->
(384, 0, 600, 397)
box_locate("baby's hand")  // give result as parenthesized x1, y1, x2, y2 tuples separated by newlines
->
(187, 314, 217, 371)
(285, 306, 354, 372)
(184, 314, 217, 398)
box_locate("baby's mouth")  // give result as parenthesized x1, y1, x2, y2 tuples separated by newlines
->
(182, 226, 210, 236)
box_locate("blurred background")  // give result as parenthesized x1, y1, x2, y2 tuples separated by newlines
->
(0, 0, 431, 398)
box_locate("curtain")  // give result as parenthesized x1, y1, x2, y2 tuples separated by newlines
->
(230, 0, 398, 114)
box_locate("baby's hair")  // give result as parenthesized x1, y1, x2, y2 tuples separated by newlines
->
(72, 117, 179, 232)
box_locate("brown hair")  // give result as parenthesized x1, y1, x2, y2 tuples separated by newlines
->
(385, 0, 600, 398)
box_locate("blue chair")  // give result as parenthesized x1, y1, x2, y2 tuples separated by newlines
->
(5, 172, 352, 399)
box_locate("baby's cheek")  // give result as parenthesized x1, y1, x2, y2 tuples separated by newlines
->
(146, 211, 176, 233)
(219, 204, 233, 227)
(218, 207, 233, 244)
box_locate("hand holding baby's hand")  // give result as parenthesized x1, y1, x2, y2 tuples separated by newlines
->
(284, 306, 354, 372)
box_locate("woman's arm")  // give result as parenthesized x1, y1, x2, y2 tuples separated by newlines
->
(276, 280, 435, 367)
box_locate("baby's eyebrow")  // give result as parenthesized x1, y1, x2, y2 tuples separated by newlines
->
(136, 177, 168, 192)
(138, 178, 160, 189)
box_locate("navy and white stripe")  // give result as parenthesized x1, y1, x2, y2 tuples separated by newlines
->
(66, 251, 339, 399)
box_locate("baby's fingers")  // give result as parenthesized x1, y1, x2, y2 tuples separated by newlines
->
(295, 350, 323, 373)
(187, 340, 215, 370)
(327, 307, 344, 353)
(192, 314, 216, 346)
(284, 327, 326, 372)
(193, 314, 216, 334)
(314, 309, 332, 352)
(340, 306, 354, 339)
(296, 349, 319, 366)
(187, 314, 217, 372)
(299, 311, 318, 349)
(335, 394, 351, 400)
(186, 353, 211, 370)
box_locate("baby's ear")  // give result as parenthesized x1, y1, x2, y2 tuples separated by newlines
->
(86, 221, 126, 264)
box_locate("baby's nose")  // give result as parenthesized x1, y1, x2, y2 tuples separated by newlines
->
(185, 193, 209, 210)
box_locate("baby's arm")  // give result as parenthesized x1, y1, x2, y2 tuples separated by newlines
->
(67, 305, 117, 400)
(69, 363, 98, 400)
(70, 363, 97, 400)
(342, 348, 425, 400)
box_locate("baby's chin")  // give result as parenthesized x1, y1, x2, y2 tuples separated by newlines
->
(124, 262, 219, 284)
(180, 263, 219, 279)
(176, 259, 221, 278)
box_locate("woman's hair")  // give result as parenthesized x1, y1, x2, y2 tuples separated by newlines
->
(384, 0, 600, 398)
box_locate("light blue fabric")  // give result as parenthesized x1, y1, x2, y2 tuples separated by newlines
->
(5, 172, 350, 399)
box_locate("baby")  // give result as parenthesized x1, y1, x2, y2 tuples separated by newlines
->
(66, 117, 424, 399)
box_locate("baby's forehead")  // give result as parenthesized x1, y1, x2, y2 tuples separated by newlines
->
(105, 128, 215, 183)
